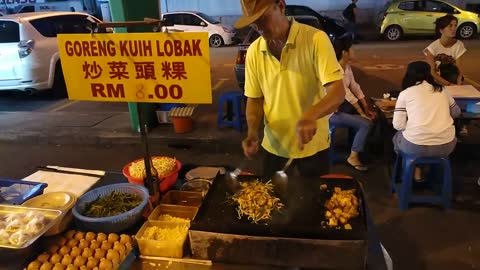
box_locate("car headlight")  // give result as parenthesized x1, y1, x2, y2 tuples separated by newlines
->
(222, 26, 234, 33)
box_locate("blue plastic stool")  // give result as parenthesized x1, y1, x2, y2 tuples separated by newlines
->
(391, 152, 452, 210)
(328, 123, 355, 167)
(217, 91, 245, 132)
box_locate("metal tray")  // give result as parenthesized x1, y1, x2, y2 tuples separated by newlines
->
(0, 205, 63, 249)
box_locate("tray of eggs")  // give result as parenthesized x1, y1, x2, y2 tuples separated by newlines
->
(25, 230, 134, 270)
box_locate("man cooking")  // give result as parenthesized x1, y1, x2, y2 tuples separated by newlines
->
(236, 0, 345, 178)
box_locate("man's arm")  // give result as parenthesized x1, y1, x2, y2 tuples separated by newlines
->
(245, 97, 264, 138)
(296, 79, 344, 150)
(303, 79, 345, 120)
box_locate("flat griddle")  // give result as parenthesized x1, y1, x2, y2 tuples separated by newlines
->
(191, 174, 367, 240)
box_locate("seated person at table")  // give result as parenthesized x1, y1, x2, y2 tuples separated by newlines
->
(330, 36, 376, 171)
(424, 14, 480, 89)
(393, 61, 461, 181)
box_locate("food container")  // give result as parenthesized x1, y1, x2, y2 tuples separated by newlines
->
(180, 179, 211, 197)
(72, 183, 149, 233)
(161, 190, 203, 207)
(122, 157, 182, 193)
(0, 205, 62, 249)
(135, 220, 189, 258)
(22, 191, 77, 236)
(0, 179, 48, 205)
(148, 205, 198, 223)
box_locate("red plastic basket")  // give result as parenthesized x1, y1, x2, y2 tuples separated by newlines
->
(122, 157, 182, 193)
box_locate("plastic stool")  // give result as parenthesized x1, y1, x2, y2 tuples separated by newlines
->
(391, 152, 452, 210)
(328, 123, 355, 167)
(217, 91, 245, 132)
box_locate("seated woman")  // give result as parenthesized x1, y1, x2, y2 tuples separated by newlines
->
(424, 14, 480, 89)
(331, 37, 376, 171)
(393, 61, 461, 181)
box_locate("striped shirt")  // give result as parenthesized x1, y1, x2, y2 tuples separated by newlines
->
(393, 81, 459, 145)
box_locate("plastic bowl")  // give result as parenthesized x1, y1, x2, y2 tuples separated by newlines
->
(22, 191, 77, 236)
(72, 183, 149, 233)
(180, 179, 211, 197)
(122, 157, 182, 193)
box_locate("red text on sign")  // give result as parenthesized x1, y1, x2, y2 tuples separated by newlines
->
(154, 84, 183, 100)
(91, 83, 125, 98)
(156, 39, 202, 57)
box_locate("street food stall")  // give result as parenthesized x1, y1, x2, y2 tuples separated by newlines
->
(0, 161, 391, 270)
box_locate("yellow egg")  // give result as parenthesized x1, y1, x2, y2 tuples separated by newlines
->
(56, 237, 68, 247)
(107, 233, 119, 244)
(65, 230, 76, 239)
(89, 240, 100, 250)
(113, 242, 126, 257)
(61, 255, 73, 266)
(93, 248, 106, 260)
(65, 265, 78, 270)
(39, 261, 54, 270)
(74, 232, 85, 241)
(50, 254, 62, 264)
(27, 260, 42, 270)
(49, 245, 60, 255)
(98, 259, 113, 270)
(86, 257, 99, 268)
(69, 247, 81, 258)
(100, 240, 112, 251)
(77, 239, 89, 250)
(73, 256, 86, 267)
(58, 246, 71, 256)
(67, 239, 79, 248)
(52, 263, 66, 270)
(96, 233, 107, 243)
(37, 253, 51, 263)
(81, 248, 93, 258)
(119, 234, 131, 245)
(84, 232, 96, 242)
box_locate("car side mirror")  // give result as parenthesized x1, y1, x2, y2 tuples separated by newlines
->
(200, 21, 207, 27)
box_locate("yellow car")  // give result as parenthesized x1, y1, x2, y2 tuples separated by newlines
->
(380, 0, 480, 41)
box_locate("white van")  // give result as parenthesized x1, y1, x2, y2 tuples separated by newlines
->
(15, 1, 85, 14)
(161, 11, 236, 47)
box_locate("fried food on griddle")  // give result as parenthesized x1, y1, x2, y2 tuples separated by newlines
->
(324, 187, 359, 228)
(320, 184, 328, 191)
(229, 180, 284, 224)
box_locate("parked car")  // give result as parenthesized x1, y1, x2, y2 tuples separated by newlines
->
(161, 11, 236, 47)
(234, 15, 341, 89)
(0, 12, 105, 97)
(14, 1, 85, 14)
(380, 0, 480, 41)
(285, 5, 348, 40)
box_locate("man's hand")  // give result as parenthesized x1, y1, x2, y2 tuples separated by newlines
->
(366, 108, 377, 120)
(360, 113, 372, 121)
(296, 113, 317, 151)
(242, 135, 259, 159)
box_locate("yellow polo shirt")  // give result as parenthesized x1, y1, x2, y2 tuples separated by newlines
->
(244, 19, 343, 158)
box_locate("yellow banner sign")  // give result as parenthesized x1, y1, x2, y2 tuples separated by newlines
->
(57, 32, 212, 104)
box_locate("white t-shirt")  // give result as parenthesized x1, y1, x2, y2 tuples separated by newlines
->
(393, 81, 456, 145)
(424, 39, 466, 68)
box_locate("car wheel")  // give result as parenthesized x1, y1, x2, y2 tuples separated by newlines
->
(52, 62, 68, 99)
(384, 25, 402, 41)
(209, 34, 224, 47)
(457, 23, 476, 39)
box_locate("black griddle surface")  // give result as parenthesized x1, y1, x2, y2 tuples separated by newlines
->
(190, 175, 367, 240)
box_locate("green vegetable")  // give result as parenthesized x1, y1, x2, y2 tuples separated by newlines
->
(83, 191, 142, 218)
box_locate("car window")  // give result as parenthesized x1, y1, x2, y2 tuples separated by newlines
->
(18, 5, 34, 13)
(424, 0, 455, 13)
(30, 17, 56, 37)
(182, 14, 203, 26)
(398, 1, 417, 11)
(296, 17, 321, 29)
(196, 12, 219, 24)
(295, 7, 317, 17)
(164, 14, 182, 25)
(0, 20, 19, 43)
(53, 15, 92, 34)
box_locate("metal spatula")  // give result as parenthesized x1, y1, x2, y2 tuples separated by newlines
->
(272, 158, 293, 196)
(226, 158, 249, 193)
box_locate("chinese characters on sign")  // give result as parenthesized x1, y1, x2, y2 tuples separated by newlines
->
(57, 33, 212, 104)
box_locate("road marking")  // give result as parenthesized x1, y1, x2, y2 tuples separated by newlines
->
(363, 64, 405, 70)
(212, 80, 226, 90)
(49, 100, 79, 112)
